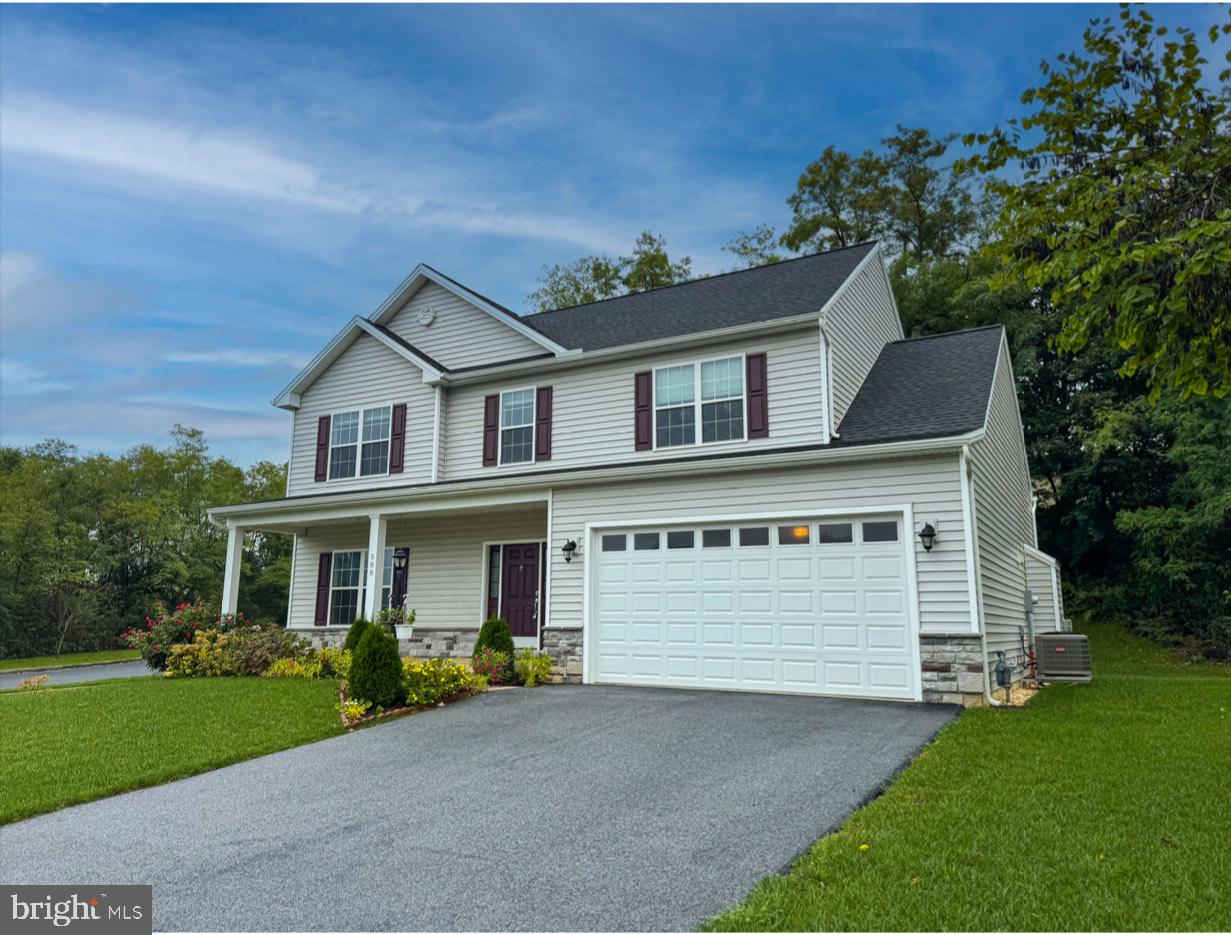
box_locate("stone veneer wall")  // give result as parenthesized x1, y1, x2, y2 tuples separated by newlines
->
(542, 628, 583, 683)
(303, 627, 478, 658)
(919, 635, 986, 705)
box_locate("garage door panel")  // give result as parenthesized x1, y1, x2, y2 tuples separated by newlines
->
(591, 515, 917, 700)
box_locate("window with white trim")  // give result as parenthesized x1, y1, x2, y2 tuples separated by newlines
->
(654, 355, 745, 448)
(499, 388, 535, 465)
(329, 550, 364, 626)
(329, 405, 392, 479)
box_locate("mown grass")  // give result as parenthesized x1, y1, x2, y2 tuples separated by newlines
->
(0, 677, 345, 824)
(0, 649, 141, 671)
(704, 621, 1231, 931)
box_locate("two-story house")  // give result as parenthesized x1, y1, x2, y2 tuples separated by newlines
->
(208, 242, 1065, 704)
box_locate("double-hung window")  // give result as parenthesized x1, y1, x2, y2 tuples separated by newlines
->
(329, 405, 391, 479)
(499, 388, 535, 465)
(329, 550, 364, 626)
(654, 355, 745, 448)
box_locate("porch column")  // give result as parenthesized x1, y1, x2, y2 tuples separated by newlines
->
(220, 524, 244, 614)
(363, 513, 388, 620)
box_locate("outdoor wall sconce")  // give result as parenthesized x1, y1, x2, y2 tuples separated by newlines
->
(561, 539, 578, 563)
(918, 522, 938, 552)
(392, 547, 409, 571)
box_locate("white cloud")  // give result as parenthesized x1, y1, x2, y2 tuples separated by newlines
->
(0, 98, 368, 214)
(0, 359, 71, 394)
(165, 349, 310, 368)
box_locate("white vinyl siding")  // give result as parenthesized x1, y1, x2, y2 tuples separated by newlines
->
(384, 281, 543, 370)
(969, 336, 1040, 675)
(444, 328, 822, 479)
(287, 504, 547, 630)
(546, 454, 971, 636)
(1024, 548, 1063, 638)
(286, 333, 434, 495)
(825, 255, 904, 430)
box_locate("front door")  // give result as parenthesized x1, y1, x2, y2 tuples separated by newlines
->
(501, 543, 540, 637)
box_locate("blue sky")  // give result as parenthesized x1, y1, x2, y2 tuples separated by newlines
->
(1, 3, 1223, 466)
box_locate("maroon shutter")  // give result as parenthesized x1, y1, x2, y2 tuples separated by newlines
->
(747, 352, 769, 439)
(314, 553, 332, 627)
(482, 395, 500, 466)
(634, 371, 652, 451)
(314, 415, 331, 482)
(535, 386, 553, 461)
(388, 403, 407, 474)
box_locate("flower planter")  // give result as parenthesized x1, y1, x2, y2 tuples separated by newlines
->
(394, 624, 414, 640)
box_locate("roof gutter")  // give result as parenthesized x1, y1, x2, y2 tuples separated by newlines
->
(209, 429, 982, 525)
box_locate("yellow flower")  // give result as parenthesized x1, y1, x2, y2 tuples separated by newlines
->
(858, 843, 870, 852)
(910, 877, 920, 886)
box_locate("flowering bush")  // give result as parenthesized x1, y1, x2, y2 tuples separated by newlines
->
(164, 629, 241, 678)
(122, 603, 246, 671)
(401, 657, 486, 706)
(337, 698, 372, 723)
(471, 647, 512, 684)
(513, 649, 554, 687)
(264, 656, 321, 679)
(317, 646, 351, 680)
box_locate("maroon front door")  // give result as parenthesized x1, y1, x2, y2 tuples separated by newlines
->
(501, 543, 540, 637)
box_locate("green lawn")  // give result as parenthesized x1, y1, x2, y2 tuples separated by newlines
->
(0, 677, 345, 824)
(0, 648, 141, 671)
(705, 622, 1231, 932)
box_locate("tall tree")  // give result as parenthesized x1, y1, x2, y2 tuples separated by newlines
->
(879, 126, 978, 264)
(526, 231, 691, 311)
(782, 145, 887, 253)
(722, 224, 786, 270)
(963, 6, 1231, 400)
(620, 231, 692, 293)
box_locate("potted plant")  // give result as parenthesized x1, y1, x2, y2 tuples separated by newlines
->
(377, 606, 415, 640)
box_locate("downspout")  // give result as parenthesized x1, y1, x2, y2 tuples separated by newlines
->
(431, 384, 443, 484)
(961, 444, 1003, 707)
(818, 317, 836, 444)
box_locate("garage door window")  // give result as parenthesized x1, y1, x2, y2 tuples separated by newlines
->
(777, 524, 811, 545)
(667, 530, 695, 549)
(862, 520, 899, 542)
(601, 534, 626, 552)
(738, 526, 769, 546)
(702, 528, 731, 548)
(634, 532, 660, 550)
(817, 522, 853, 544)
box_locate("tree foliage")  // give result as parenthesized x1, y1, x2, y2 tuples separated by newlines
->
(0, 427, 289, 659)
(527, 231, 691, 311)
(962, 6, 1231, 400)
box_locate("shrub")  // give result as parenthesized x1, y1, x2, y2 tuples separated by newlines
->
(122, 603, 246, 671)
(338, 698, 372, 723)
(473, 615, 515, 661)
(317, 646, 352, 680)
(231, 628, 311, 676)
(349, 626, 403, 706)
(471, 647, 512, 684)
(401, 657, 486, 706)
(514, 649, 554, 687)
(164, 629, 241, 678)
(343, 618, 374, 653)
(264, 656, 322, 679)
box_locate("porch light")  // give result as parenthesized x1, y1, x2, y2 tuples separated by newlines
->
(561, 539, 578, 563)
(918, 523, 938, 552)
(392, 547, 409, 571)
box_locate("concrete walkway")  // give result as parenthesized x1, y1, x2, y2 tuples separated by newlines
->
(0, 685, 956, 931)
(0, 659, 153, 690)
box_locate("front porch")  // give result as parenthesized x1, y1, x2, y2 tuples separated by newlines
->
(219, 496, 552, 657)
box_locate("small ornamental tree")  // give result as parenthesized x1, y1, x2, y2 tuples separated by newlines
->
(343, 618, 373, 653)
(473, 615, 516, 661)
(348, 626, 402, 707)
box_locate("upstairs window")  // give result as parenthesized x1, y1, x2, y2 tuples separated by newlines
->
(329, 405, 392, 479)
(500, 388, 535, 465)
(654, 355, 745, 448)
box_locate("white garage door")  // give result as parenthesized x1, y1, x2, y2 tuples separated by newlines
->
(589, 515, 919, 700)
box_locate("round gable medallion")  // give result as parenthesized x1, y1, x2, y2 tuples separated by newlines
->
(417, 305, 437, 326)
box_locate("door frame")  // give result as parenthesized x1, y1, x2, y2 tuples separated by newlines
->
(479, 539, 548, 647)
(581, 504, 924, 700)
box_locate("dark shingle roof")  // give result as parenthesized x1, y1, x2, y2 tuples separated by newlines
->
(522, 243, 878, 351)
(835, 325, 1004, 446)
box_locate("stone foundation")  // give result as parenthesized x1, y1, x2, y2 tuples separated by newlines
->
(542, 628, 583, 683)
(919, 635, 987, 706)
(301, 628, 349, 649)
(399, 628, 479, 659)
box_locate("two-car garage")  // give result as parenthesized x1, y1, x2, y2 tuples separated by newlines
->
(587, 512, 922, 701)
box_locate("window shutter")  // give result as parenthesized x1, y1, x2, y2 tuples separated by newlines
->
(388, 403, 407, 474)
(747, 352, 769, 439)
(634, 371, 652, 451)
(482, 395, 500, 466)
(535, 386, 553, 461)
(314, 553, 332, 627)
(314, 415, 331, 482)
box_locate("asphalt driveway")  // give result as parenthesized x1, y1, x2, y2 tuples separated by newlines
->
(0, 685, 955, 931)
(0, 660, 152, 690)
